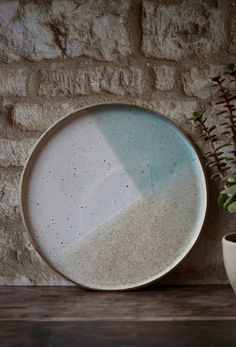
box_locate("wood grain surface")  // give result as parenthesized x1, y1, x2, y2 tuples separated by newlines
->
(0, 286, 236, 347)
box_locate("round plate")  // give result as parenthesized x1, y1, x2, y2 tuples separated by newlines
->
(20, 104, 207, 290)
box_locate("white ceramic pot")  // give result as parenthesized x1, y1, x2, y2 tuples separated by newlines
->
(222, 233, 236, 294)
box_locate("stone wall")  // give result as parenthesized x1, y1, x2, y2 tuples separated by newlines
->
(0, 0, 236, 285)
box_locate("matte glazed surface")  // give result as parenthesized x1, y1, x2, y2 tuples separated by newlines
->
(222, 233, 236, 294)
(21, 105, 207, 290)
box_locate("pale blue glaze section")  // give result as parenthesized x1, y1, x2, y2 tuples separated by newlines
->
(89, 105, 199, 195)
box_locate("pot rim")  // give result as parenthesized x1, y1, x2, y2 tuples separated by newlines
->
(222, 232, 236, 244)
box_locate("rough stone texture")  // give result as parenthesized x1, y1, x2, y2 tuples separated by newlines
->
(0, 0, 236, 286)
(142, 0, 225, 61)
(181, 65, 236, 99)
(0, 217, 68, 285)
(0, 1, 61, 62)
(0, 0, 131, 62)
(58, 0, 131, 60)
(0, 171, 20, 220)
(12, 101, 78, 131)
(0, 138, 37, 167)
(39, 67, 143, 96)
(0, 68, 27, 96)
(153, 66, 175, 91)
(181, 66, 222, 99)
(229, 17, 236, 54)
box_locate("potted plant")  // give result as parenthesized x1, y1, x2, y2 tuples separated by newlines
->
(191, 64, 236, 293)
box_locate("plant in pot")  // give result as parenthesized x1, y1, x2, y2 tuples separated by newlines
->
(191, 63, 236, 293)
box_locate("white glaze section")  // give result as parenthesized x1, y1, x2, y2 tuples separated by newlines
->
(22, 105, 207, 290)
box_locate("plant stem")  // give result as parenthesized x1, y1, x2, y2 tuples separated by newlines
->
(198, 118, 225, 180)
(214, 78, 236, 164)
(234, 75, 236, 87)
(231, 72, 236, 87)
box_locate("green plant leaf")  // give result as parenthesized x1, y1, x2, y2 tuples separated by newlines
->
(227, 176, 236, 184)
(227, 201, 236, 213)
(223, 196, 235, 210)
(222, 184, 236, 197)
(215, 144, 230, 151)
(222, 167, 231, 172)
(208, 125, 216, 133)
(192, 111, 203, 120)
(210, 173, 221, 181)
(226, 63, 236, 72)
(206, 161, 217, 168)
(218, 193, 228, 205)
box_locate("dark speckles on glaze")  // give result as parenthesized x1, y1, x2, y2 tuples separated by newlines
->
(23, 105, 207, 290)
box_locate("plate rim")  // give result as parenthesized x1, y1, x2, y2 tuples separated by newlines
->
(19, 102, 209, 291)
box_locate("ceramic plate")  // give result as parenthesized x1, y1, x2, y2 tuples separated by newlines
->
(20, 104, 207, 290)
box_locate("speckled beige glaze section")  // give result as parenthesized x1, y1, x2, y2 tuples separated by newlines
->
(55, 163, 206, 290)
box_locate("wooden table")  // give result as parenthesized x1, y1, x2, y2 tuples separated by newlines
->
(1, 285, 236, 347)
